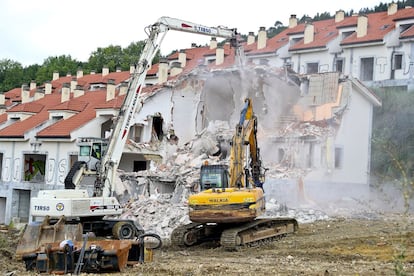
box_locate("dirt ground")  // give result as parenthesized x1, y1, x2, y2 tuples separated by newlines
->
(2, 213, 413, 276)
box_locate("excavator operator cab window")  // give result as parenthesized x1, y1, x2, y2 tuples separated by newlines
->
(79, 145, 91, 157)
(200, 165, 229, 191)
(91, 143, 102, 160)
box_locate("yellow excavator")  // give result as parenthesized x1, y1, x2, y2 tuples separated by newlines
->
(171, 98, 298, 250)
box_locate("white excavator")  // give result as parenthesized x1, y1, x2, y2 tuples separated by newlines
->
(16, 17, 243, 269)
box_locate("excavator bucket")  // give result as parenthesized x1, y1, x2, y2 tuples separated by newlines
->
(15, 216, 83, 260)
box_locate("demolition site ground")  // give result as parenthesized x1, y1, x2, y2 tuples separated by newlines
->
(1, 213, 413, 275)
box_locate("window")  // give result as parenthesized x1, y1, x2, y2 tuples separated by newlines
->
(335, 58, 344, 73)
(130, 125, 143, 143)
(334, 147, 343, 169)
(393, 53, 403, 70)
(24, 154, 46, 182)
(306, 62, 319, 74)
(91, 144, 102, 159)
(79, 146, 91, 157)
(133, 161, 147, 172)
(360, 57, 374, 81)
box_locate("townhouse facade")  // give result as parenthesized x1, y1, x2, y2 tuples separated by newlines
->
(245, 2, 414, 91)
(2, 2, 410, 224)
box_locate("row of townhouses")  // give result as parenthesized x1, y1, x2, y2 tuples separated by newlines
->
(0, 2, 412, 224)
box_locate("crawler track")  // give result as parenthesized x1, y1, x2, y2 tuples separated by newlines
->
(171, 218, 298, 250)
(220, 218, 298, 250)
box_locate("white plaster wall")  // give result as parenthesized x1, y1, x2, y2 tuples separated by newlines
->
(41, 141, 78, 187)
(289, 49, 333, 74)
(342, 45, 388, 81)
(305, 83, 373, 185)
(172, 86, 204, 145)
(332, 86, 373, 184)
(135, 90, 172, 143)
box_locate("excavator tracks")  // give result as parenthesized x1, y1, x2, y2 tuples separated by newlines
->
(171, 218, 298, 250)
(170, 223, 201, 247)
(220, 218, 298, 250)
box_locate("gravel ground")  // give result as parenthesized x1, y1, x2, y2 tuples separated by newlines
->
(2, 212, 413, 276)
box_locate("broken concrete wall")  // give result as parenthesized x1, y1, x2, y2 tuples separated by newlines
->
(113, 68, 383, 243)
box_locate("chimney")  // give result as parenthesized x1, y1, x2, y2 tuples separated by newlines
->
(52, 71, 59, 81)
(45, 81, 52, 94)
(102, 66, 109, 76)
(289, 14, 298, 28)
(106, 79, 116, 102)
(34, 88, 44, 101)
(0, 94, 5, 114)
(21, 84, 30, 103)
(170, 62, 183, 77)
(178, 49, 187, 68)
(70, 77, 77, 92)
(388, 2, 398, 15)
(158, 58, 169, 84)
(210, 37, 217, 49)
(215, 45, 224, 65)
(130, 64, 135, 74)
(90, 70, 96, 75)
(116, 67, 121, 72)
(335, 10, 345, 22)
(304, 23, 315, 44)
(191, 43, 197, 48)
(76, 69, 83, 78)
(119, 81, 129, 95)
(61, 83, 70, 103)
(74, 85, 84, 98)
(66, 72, 71, 77)
(30, 80, 36, 91)
(247, 32, 255, 45)
(257, 27, 267, 50)
(356, 14, 368, 38)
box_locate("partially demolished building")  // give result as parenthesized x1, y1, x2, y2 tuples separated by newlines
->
(6, 3, 412, 224)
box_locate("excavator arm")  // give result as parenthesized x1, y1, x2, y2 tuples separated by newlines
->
(97, 17, 242, 197)
(229, 98, 265, 189)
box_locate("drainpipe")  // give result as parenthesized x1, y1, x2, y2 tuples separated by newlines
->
(390, 47, 395, 80)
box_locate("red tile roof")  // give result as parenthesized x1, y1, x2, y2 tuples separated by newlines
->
(0, 113, 7, 125)
(0, 106, 49, 138)
(341, 8, 414, 46)
(289, 19, 338, 51)
(8, 101, 44, 113)
(245, 28, 290, 55)
(36, 91, 108, 138)
(401, 24, 414, 39)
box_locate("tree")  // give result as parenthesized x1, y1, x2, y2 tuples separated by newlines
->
(23, 64, 41, 85)
(267, 20, 287, 39)
(36, 55, 81, 84)
(87, 42, 160, 73)
(87, 45, 124, 73)
(371, 88, 414, 180)
(0, 59, 24, 92)
(123, 41, 160, 70)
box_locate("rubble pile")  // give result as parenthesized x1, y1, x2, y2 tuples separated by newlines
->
(119, 193, 191, 244)
(115, 120, 336, 244)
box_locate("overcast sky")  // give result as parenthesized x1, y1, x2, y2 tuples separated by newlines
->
(0, 0, 390, 66)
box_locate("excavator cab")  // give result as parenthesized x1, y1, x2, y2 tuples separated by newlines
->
(199, 164, 229, 191)
(77, 137, 108, 171)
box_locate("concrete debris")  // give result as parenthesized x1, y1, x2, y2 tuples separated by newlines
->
(110, 69, 365, 244)
(114, 119, 337, 244)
